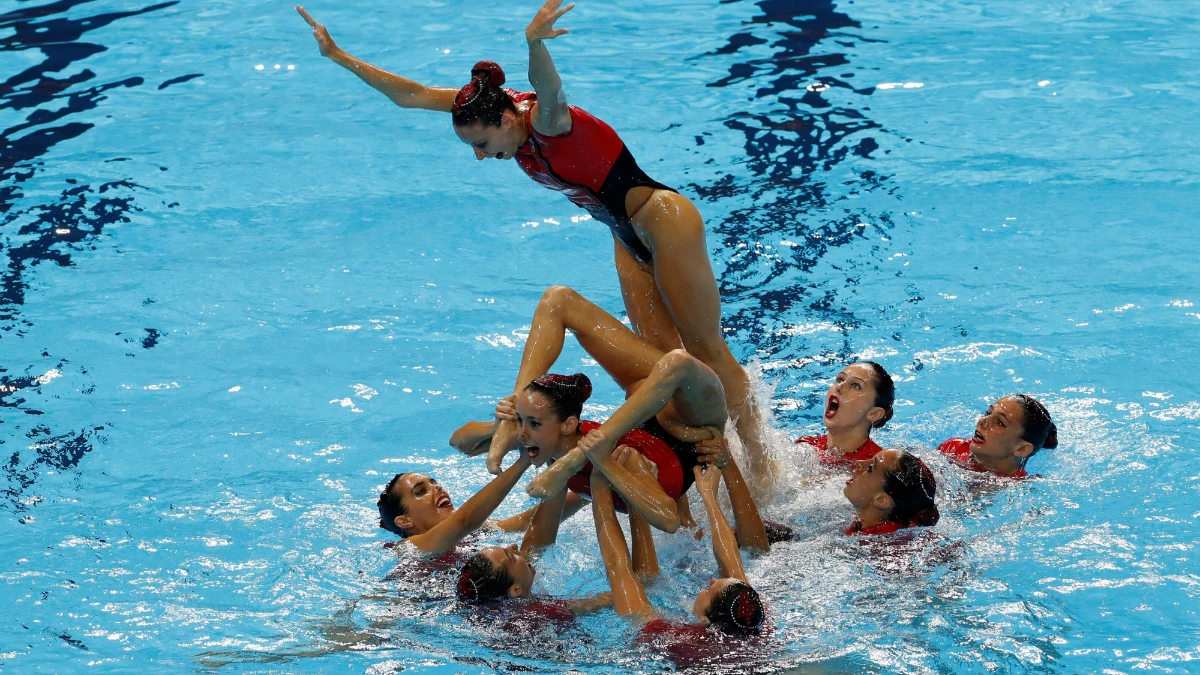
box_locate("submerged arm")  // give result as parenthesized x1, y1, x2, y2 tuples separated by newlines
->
(297, 6, 456, 112)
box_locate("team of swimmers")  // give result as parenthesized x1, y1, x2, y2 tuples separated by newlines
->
(298, 0, 1060, 651)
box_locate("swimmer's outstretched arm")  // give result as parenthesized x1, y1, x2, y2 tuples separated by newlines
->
(404, 453, 532, 556)
(694, 465, 749, 583)
(591, 471, 658, 622)
(696, 437, 770, 553)
(296, 6, 457, 112)
(524, 0, 574, 135)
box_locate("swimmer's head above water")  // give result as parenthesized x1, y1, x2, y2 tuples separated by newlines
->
(844, 449, 939, 533)
(456, 545, 536, 602)
(970, 394, 1058, 471)
(451, 61, 526, 161)
(515, 373, 592, 467)
(692, 577, 766, 636)
(824, 361, 894, 434)
(377, 472, 455, 538)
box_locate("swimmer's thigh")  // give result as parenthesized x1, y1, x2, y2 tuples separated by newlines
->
(614, 235, 684, 353)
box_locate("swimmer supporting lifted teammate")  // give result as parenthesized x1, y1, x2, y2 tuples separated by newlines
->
(297, 0, 775, 497)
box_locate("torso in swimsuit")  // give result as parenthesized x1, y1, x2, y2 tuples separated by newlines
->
(507, 90, 676, 265)
(566, 418, 699, 508)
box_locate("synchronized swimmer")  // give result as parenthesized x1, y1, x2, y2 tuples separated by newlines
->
(296, 0, 1061, 655)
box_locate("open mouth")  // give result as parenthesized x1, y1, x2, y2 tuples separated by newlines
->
(495, 152, 505, 159)
(437, 495, 452, 509)
(972, 429, 985, 444)
(825, 395, 840, 420)
(526, 446, 541, 460)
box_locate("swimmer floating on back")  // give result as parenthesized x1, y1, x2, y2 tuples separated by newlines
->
(795, 361, 895, 468)
(296, 1, 773, 494)
(939, 394, 1057, 478)
(449, 285, 770, 550)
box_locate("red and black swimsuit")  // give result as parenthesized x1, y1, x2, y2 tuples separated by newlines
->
(565, 418, 699, 511)
(508, 90, 676, 265)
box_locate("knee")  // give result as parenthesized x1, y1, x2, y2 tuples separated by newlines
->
(682, 337, 731, 366)
(657, 349, 699, 376)
(539, 285, 580, 312)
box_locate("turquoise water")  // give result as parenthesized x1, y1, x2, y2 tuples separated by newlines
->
(2, 0, 1198, 672)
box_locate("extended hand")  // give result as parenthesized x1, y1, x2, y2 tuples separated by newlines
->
(296, 6, 338, 57)
(693, 463, 722, 496)
(494, 394, 517, 423)
(695, 435, 731, 470)
(578, 428, 617, 461)
(526, 0, 574, 43)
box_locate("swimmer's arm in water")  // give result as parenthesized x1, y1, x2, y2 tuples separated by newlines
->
(591, 471, 659, 624)
(524, 0, 574, 136)
(694, 465, 749, 583)
(582, 438, 681, 533)
(296, 6, 457, 112)
(449, 395, 520, 456)
(405, 454, 532, 556)
(696, 435, 770, 553)
(564, 591, 612, 616)
(519, 486, 569, 555)
(493, 491, 586, 531)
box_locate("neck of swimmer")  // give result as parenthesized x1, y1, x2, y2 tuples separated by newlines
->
(827, 425, 871, 458)
(972, 452, 1026, 477)
(555, 429, 583, 462)
(855, 503, 891, 530)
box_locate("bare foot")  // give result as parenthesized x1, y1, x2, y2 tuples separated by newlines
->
(486, 419, 519, 474)
(526, 448, 587, 498)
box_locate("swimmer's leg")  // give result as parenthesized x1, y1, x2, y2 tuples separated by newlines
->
(487, 285, 666, 472)
(629, 508, 660, 581)
(676, 492, 699, 531)
(631, 190, 776, 501)
(614, 235, 684, 353)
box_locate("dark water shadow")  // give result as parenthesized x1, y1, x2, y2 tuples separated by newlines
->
(695, 0, 898, 371)
(0, 0, 180, 510)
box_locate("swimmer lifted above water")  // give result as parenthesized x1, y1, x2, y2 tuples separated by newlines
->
(449, 285, 770, 549)
(296, 1, 773, 494)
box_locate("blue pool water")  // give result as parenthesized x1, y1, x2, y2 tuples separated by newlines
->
(2, 0, 1198, 672)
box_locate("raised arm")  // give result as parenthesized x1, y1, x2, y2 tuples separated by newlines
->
(694, 465, 749, 583)
(696, 435, 770, 553)
(591, 471, 657, 621)
(519, 486, 570, 554)
(524, 0, 574, 135)
(297, 6, 457, 112)
(405, 454, 531, 555)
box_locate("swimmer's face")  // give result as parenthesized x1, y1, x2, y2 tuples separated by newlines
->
(824, 363, 885, 432)
(692, 577, 740, 623)
(480, 544, 536, 597)
(970, 396, 1036, 465)
(455, 112, 523, 161)
(844, 449, 900, 513)
(515, 389, 579, 467)
(388, 473, 454, 535)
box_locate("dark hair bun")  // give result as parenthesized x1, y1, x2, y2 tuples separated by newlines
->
(1043, 423, 1058, 450)
(911, 506, 940, 528)
(471, 60, 505, 87)
(566, 373, 592, 403)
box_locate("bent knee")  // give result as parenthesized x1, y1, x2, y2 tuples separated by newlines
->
(539, 285, 581, 311)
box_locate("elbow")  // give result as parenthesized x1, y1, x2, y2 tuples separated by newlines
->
(659, 513, 681, 534)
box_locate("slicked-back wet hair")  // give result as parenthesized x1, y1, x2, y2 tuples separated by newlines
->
(707, 581, 765, 636)
(377, 473, 411, 537)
